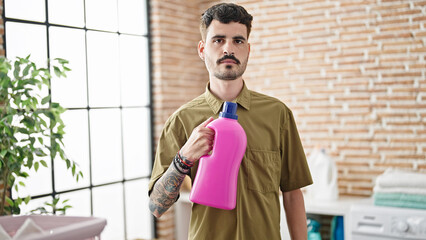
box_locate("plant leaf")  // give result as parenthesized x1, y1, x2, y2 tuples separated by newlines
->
(24, 196, 31, 204)
(41, 95, 50, 105)
(13, 61, 21, 79)
(35, 149, 47, 157)
(0, 150, 7, 158)
(55, 58, 69, 64)
(53, 66, 61, 77)
(17, 128, 29, 134)
(22, 64, 32, 77)
(20, 172, 30, 178)
(40, 160, 48, 168)
(34, 162, 39, 172)
(5, 197, 14, 207)
(51, 102, 60, 109)
(27, 158, 33, 169)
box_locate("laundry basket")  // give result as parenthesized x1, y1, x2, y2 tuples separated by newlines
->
(0, 215, 107, 240)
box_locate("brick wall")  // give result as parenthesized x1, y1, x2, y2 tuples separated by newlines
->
(236, 0, 426, 197)
(151, 0, 426, 238)
(151, 0, 209, 135)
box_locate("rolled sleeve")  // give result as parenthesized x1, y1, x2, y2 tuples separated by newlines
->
(148, 115, 186, 195)
(280, 110, 313, 192)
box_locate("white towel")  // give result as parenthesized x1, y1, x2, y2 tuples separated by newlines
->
(373, 185, 426, 195)
(12, 218, 45, 240)
(0, 224, 12, 240)
(375, 168, 426, 189)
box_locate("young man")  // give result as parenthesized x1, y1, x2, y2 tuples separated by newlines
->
(149, 3, 312, 239)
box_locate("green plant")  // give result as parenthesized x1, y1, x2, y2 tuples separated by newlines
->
(30, 196, 72, 215)
(0, 55, 83, 215)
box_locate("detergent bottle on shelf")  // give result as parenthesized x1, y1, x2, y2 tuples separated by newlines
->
(189, 101, 247, 210)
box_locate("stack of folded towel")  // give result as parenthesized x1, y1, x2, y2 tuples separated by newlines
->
(373, 169, 426, 210)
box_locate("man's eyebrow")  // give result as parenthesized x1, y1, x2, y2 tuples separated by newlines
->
(211, 35, 226, 39)
(233, 35, 247, 41)
(210, 35, 247, 41)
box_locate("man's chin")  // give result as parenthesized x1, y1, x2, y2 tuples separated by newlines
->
(214, 68, 245, 80)
(217, 76, 239, 81)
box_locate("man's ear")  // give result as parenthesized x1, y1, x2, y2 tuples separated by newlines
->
(198, 40, 205, 61)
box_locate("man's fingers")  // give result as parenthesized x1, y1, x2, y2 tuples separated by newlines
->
(200, 117, 214, 128)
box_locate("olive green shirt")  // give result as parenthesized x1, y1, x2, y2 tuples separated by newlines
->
(149, 82, 313, 240)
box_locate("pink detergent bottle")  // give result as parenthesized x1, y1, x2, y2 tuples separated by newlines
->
(189, 101, 247, 210)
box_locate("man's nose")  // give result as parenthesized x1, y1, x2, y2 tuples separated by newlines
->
(223, 42, 235, 56)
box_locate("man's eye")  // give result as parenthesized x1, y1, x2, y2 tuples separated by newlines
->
(214, 39, 223, 43)
(235, 40, 243, 44)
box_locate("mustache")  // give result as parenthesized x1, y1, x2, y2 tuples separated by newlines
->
(216, 55, 241, 65)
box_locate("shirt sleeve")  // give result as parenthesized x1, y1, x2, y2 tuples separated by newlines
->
(148, 115, 186, 195)
(280, 109, 313, 192)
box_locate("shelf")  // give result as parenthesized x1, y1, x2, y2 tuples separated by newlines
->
(304, 196, 371, 216)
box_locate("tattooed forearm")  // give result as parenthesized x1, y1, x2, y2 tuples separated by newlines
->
(149, 160, 189, 218)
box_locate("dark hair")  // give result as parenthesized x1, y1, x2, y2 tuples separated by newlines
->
(200, 3, 253, 40)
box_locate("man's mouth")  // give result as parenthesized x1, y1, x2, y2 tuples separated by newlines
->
(220, 60, 237, 64)
(217, 55, 240, 65)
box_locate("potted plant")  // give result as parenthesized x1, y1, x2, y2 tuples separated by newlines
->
(0, 55, 82, 215)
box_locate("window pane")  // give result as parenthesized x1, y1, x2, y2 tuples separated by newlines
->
(120, 35, 149, 107)
(85, 0, 118, 31)
(93, 184, 124, 240)
(60, 189, 91, 217)
(87, 31, 120, 107)
(125, 179, 153, 239)
(5, 22, 47, 66)
(13, 157, 52, 198)
(48, 0, 85, 28)
(118, 0, 147, 35)
(50, 27, 88, 108)
(5, 0, 45, 22)
(54, 110, 90, 191)
(5, 22, 49, 107)
(122, 108, 151, 179)
(90, 109, 123, 185)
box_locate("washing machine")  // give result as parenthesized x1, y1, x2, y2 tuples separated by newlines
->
(350, 204, 426, 240)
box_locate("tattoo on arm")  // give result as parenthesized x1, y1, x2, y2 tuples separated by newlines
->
(149, 160, 189, 217)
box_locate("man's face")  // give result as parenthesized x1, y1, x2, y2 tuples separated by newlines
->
(199, 20, 250, 81)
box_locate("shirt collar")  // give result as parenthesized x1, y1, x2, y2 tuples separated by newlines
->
(204, 81, 251, 114)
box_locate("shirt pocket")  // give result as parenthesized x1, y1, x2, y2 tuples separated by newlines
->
(246, 149, 281, 193)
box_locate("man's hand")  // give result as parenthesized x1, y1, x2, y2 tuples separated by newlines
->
(180, 117, 215, 163)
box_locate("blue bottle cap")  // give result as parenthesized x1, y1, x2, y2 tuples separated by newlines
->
(219, 101, 238, 120)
